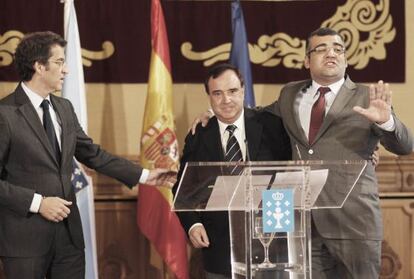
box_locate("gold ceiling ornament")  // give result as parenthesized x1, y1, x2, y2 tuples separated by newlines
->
(322, 0, 395, 69)
(181, 0, 394, 70)
(0, 30, 115, 68)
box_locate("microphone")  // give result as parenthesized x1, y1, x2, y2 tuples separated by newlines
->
(244, 139, 253, 180)
(244, 139, 251, 162)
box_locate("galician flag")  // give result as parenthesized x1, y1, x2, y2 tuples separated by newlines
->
(62, 0, 99, 278)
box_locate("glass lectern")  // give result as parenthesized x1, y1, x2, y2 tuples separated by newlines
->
(173, 161, 367, 279)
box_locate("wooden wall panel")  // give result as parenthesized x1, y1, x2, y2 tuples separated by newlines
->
(95, 200, 162, 279)
(380, 199, 414, 279)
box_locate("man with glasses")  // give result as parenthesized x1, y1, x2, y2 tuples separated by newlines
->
(193, 27, 413, 278)
(175, 63, 291, 278)
(264, 27, 413, 278)
(0, 31, 175, 278)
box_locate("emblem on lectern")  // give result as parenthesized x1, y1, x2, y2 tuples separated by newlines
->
(262, 189, 294, 233)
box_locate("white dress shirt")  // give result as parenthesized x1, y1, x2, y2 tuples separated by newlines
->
(217, 110, 246, 161)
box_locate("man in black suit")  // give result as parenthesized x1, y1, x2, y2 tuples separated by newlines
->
(0, 31, 174, 279)
(174, 64, 291, 278)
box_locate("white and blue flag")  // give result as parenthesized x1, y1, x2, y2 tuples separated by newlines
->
(62, 1, 99, 278)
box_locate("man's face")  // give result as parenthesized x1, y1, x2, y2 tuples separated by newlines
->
(208, 69, 244, 124)
(40, 44, 68, 92)
(304, 34, 347, 85)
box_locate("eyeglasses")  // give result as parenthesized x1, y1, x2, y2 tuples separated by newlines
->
(48, 59, 66, 67)
(307, 45, 346, 56)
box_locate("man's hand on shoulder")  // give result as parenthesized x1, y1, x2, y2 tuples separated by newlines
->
(190, 109, 214, 135)
(38, 197, 72, 223)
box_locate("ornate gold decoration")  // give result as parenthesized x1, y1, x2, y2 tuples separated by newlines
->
(81, 41, 115, 67)
(181, 0, 395, 70)
(181, 33, 305, 69)
(322, 0, 395, 69)
(0, 30, 24, 67)
(0, 30, 115, 68)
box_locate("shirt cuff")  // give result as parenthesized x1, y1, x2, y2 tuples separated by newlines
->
(139, 168, 150, 184)
(188, 223, 204, 235)
(376, 116, 395, 131)
(30, 193, 43, 213)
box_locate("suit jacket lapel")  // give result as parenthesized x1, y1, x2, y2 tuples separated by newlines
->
(313, 77, 357, 144)
(244, 109, 262, 160)
(50, 95, 66, 167)
(15, 85, 59, 166)
(283, 82, 310, 147)
(203, 118, 224, 161)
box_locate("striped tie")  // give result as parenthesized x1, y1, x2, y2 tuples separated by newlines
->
(224, 125, 243, 174)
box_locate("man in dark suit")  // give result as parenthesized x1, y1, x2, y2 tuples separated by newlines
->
(174, 64, 291, 278)
(0, 31, 174, 279)
(263, 27, 414, 278)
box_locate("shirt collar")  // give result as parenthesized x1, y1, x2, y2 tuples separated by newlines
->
(310, 78, 345, 97)
(217, 109, 245, 137)
(21, 82, 51, 109)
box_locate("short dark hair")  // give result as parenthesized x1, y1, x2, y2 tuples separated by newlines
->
(306, 27, 344, 54)
(14, 31, 67, 81)
(204, 63, 244, 94)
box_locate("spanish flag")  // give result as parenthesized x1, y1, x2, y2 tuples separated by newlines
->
(136, 0, 189, 278)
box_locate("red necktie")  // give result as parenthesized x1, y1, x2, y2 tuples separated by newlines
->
(308, 87, 330, 144)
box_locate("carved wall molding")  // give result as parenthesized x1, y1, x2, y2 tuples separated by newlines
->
(381, 199, 414, 279)
(381, 240, 402, 278)
(376, 154, 414, 194)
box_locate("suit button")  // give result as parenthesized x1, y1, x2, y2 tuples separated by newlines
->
(308, 149, 314, 155)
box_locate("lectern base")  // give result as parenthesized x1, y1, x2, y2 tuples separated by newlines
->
(232, 261, 305, 278)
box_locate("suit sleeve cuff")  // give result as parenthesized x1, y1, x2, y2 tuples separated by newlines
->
(30, 193, 43, 213)
(188, 223, 203, 235)
(376, 116, 395, 131)
(139, 168, 150, 184)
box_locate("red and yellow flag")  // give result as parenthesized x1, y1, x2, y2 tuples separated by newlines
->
(137, 0, 189, 278)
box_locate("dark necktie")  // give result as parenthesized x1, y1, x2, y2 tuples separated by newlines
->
(308, 87, 330, 144)
(224, 125, 243, 174)
(41, 100, 61, 163)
